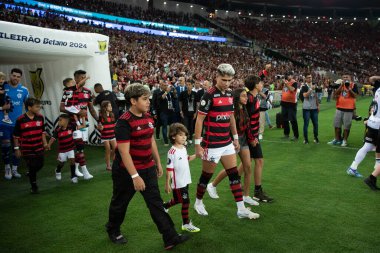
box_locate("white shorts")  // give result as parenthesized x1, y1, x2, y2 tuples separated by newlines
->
(73, 128, 89, 142)
(202, 143, 235, 164)
(57, 150, 75, 162)
(101, 138, 116, 143)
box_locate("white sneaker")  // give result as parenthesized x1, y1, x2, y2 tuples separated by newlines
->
(243, 196, 260, 206)
(207, 183, 219, 199)
(194, 202, 208, 216)
(82, 167, 93, 180)
(2, 118, 12, 124)
(55, 172, 62, 180)
(75, 167, 83, 177)
(71, 177, 78, 184)
(4, 168, 12, 180)
(182, 221, 200, 232)
(259, 134, 263, 140)
(11, 170, 21, 178)
(341, 140, 347, 147)
(237, 207, 260, 219)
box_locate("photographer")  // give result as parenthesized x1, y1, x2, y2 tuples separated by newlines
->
(328, 74, 358, 147)
(280, 73, 299, 141)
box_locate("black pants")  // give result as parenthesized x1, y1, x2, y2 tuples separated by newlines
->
(281, 105, 299, 138)
(24, 155, 44, 187)
(183, 112, 195, 140)
(155, 112, 161, 139)
(106, 166, 177, 244)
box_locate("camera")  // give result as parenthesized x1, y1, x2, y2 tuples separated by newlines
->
(344, 80, 350, 88)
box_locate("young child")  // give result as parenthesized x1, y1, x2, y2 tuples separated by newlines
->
(0, 71, 12, 124)
(97, 100, 116, 171)
(47, 114, 77, 183)
(105, 83, 188, 249)
(62, 78, 86, 130)
(163, 123, 200, 233)
(13, 98, 47, 193)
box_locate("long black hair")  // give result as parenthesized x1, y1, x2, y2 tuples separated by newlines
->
(232, 88, 248, 130)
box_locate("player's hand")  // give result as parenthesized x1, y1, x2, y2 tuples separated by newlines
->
(195, 145, 204, 158)
(2, 104, 10, 110)
(133, 176, 145, 191)
(44, 144, 50, 151)
(156, 164, 163, 178)
(180, 111, 184, 118)
(15, 149, 21, 158)
(165, 183, 171, 194)
(233, 139, 240, 151)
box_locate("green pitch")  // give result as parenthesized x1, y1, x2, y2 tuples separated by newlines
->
(0, 97, 379, 253)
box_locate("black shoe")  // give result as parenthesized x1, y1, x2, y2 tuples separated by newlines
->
(364, 177, 380, 191)
(303, 139, 309, 144)
(108, 232, 128, 244)
(354, 115, 362, 121)
(314, 137, 319, 144)
(253, 188, 274, 203)
(30, 186, 39, 194)
(164, 234, 190, 250)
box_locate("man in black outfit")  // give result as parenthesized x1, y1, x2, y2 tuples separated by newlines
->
(179, 79, 197, 144)
(152, 80, 164, 140)
(94, 83, 119, 119)
(157, 81, 176, 146)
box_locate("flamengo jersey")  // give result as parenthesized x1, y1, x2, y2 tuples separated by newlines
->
(198, 86, 234, 149)
(100, 115, 116, 140)
(52, 126, 75, 153)
(367, 88, 380, 129)
(246, 92, 260, 141)
(13, 113, 45, 157)
(0, 83, 29, 126)
(167, 146, 192, 189)
(114, 111, 155, 170)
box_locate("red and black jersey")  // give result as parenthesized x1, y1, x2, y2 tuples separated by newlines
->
(61, 85, 78, 107)
(13, 113, 45, 157)
(237, 108, 249, 136)
(198, 86, 234, 149)
(100, 115, 116, 140)
(52, 126, 75, 153)
(114, 111, 155, 170)
(246, 92, 260, 141)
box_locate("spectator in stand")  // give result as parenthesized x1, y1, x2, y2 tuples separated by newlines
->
(328, 74, 358, 147)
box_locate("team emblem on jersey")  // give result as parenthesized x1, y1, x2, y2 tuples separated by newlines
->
(179, 157, 182, 160)
(36, 121, 41, 126)
(29, 68, 44, 99)
(148, 122, 154, 128)
(137, 126, 141, 130)
(182, 193, 188, 199)
(201, 100, 206, 106)
(17, 93, 22, 99)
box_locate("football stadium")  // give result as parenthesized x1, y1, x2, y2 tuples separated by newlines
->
(0, 0, 379, 252)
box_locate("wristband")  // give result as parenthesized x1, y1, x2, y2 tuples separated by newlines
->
(131, 173, 139, 179)
(194, 139, 201, 145)
(14, 146, 19, 150)
(233, 134, 239, 140)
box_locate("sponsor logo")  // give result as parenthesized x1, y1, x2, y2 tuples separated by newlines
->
(29, 68, 44, 99)
(148, 122, 154, 128)
(228, 97, 233, 104)
(36, 121, 41, 126)
(17, 93, 22, 99)
(216, 114, 231, 121)
(201, 100, 206, 106)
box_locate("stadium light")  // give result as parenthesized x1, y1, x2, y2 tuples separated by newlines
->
(238, 12, 241, 15)
(329, 17, 332, 20)
(340, 17, 343, 20)
(318, 17, 320, 19)
(215, 9, 218, 12)
(270, 14, 273, 17)
(365, 18, 368, 20)
(164, 2, 166, 5)
(282, 15, 285, 18)
(190, 5, 193, 8)
(378, 17, 380, 20)
(226, 10, 229, 13)
(294, 16, 296, 19)
(306, 16, 309, 19)
(201, 7, 204, 10)
(249, 13, 252, 16)
(353, 17, 356, 20)
(260, 14, 263, 16)
(176, 3, 179, 6)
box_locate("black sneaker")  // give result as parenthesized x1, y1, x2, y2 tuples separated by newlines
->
(30, 186, 39, 194)
(364, 177, 380, 191)
(164, 234, 190, 250)
(354, 115, 362, 121)
(314, 137, 319, 144)
(253, 188, 274, 203)
(108, 232, 128, 244)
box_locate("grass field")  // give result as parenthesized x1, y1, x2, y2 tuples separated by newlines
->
(0, 97, 379, 253)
